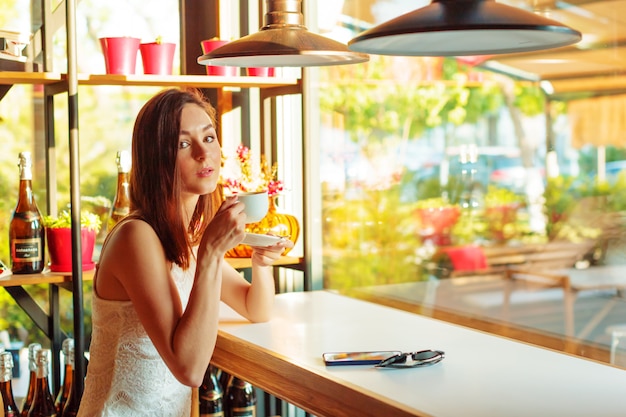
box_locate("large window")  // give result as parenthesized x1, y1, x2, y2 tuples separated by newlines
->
(310, 0, 626, 290)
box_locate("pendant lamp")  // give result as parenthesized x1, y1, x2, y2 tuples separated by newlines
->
(348, 0, 582, 56)
(197, 0, 368, 68)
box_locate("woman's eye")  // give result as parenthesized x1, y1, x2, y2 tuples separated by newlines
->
(204, 135, 216, 143)
(179, 141, 190, 149)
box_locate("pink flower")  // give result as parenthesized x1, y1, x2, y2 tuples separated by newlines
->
(221, 144, 284, 197)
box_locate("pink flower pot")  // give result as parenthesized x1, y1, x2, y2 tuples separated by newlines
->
(140, 42, 176, 75)
(246, 67, 275, 77)
(99, 37, 140, 75)
(46, 228, 96, 272)
(200, 39, 238, 76)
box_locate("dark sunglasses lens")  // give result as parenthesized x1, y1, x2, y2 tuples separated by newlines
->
(413, 350, 442, 361)
(378, 354, 405, 367)
(377, 350, 444, 368)
(394, 354, 408, 364)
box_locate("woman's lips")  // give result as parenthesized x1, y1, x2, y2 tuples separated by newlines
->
(198, 167, 214, 177)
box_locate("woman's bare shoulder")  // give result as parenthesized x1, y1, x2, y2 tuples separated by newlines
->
(105, 218, 159, 252)
(96, 218, 168, 299)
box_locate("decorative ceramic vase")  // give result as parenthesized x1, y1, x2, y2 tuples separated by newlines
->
(46, 228, 96, 272)
(139, 42, 176, 75)
(99, 37, 140, 74)
(226, 197, 299, 258)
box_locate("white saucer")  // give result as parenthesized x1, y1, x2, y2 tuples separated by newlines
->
(241, 233, 285, 247)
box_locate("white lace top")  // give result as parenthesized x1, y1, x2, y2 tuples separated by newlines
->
(77, 260, 195, 417)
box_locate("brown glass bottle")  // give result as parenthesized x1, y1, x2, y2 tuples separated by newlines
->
(9, 152, 45, 274)
(60, 345, 79, 417)
(1, 351, 20, 417)
(21, 343, 42, 417)
(108, 150, 131, 231)
(27, 348, 56, 417)
(54, 338, 74, 414)
(224, 376, 256, 417)
(199, 365, 224, 417)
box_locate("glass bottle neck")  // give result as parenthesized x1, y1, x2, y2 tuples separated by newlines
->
(0, 368, 12, 383)
(15, 178, 38, 214)
(0, 379, 18, 411)
(1, 379, 15, 396)
(36, 365, 49, 379)
(18, 179, 35, 198)
(113, 172, 131, 208)
(34, 372, 52, 399)
(62, 363, 73, 386)
(19, 163, 33, 181)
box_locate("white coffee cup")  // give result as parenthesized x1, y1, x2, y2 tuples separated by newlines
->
(236, 190, 269, 223)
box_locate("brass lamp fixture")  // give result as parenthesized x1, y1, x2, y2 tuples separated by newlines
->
(348, 0, 582, 56)
(197, 0, 368, 67)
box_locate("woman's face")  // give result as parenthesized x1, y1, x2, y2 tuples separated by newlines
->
(177, 103, 221, 198)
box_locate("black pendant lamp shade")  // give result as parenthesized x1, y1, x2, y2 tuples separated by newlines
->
(197, 0, 369, 68)
(348, 0, 582, 56)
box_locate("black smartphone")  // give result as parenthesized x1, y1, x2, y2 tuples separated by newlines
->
(323, 351, 402, 366)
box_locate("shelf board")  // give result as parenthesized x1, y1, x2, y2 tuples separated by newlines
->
(76, 73, 300, 88)
(0, 71, 300, 89)
(0, 270, 95, 287)
(0, 71, 62, 85)
(0, 256, 302, 287)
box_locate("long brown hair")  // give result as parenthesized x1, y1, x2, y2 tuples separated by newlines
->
(130, 87, 222, 269)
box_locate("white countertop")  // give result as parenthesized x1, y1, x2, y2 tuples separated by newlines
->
(217, 290, 626, 417)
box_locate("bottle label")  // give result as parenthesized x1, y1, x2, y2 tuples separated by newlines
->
(11, 238, 42, 261)
(200, 412, 224, 417)
(230, 406, 255, 417)
(200, 391, 222, 402)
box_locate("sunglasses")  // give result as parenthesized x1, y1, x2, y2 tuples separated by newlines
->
(375, 349, 445, 369)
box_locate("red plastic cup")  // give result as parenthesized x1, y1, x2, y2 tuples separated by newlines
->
(200, 39, 238, 76)
(140, 42, 176, 75)
(99, 37, 141, 75)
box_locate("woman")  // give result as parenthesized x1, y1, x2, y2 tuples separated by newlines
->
(78, 88, 292, 416)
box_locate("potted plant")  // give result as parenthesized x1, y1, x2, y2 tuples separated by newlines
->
(98, 36, 141, 74)
(414, 197, 461, 246)
(484, 185, 525, 242)
(139, 36, 176, 75)
(221, 144, 299, 257)
(200, 38, 238, 76)
(42, 210, 102, 272)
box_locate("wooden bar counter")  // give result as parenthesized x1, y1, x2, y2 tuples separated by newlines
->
(213, 291, 626, 417)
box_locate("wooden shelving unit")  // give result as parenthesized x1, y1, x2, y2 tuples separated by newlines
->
(1, 68, 304, 393)
(2, 3, 306, 412)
